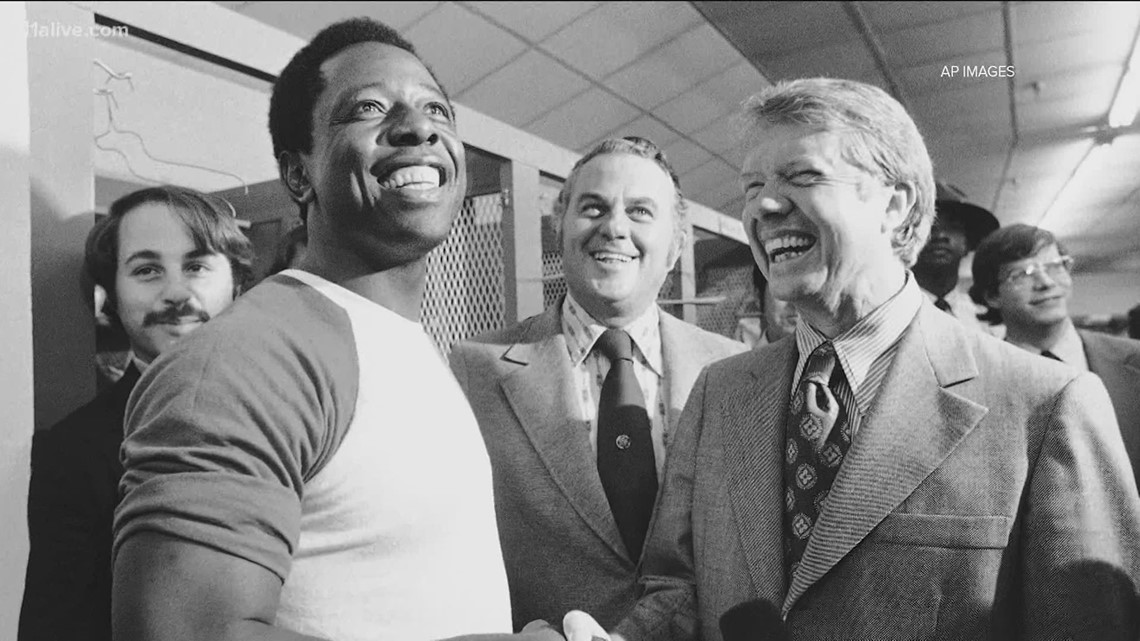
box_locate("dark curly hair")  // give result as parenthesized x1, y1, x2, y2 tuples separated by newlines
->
(268, 19, 450, 218)
(84, 185, 255, 330)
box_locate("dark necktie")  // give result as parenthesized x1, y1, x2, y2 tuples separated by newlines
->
(934, 297, 952, 313)
(595, 328, 658, 561)
(1041, 350, 1062, 362)
(783, 342, 852, 581)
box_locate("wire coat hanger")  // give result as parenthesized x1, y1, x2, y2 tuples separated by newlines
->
(93, 59, 250, 195)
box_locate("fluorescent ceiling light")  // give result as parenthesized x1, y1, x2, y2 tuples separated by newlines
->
(1108, 26, 1140, 128)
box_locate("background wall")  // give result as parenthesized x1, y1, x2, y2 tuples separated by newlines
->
(1, 3, 34, 635)
(1071, 271, 1140, 320)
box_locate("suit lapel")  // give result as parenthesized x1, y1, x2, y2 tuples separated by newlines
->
(659, 311, 713, 432)
(724, 338, 798, 603)
(783, 303, 989, 613)
(498, 308, 628, 559)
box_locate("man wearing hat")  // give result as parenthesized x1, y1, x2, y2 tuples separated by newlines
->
(914, 198, 1000, 334)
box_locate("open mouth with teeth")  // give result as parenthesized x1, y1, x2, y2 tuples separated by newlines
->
(377, 165, 445, 191)
(764, 233, 816, 264)
(590, 250, 636, 265)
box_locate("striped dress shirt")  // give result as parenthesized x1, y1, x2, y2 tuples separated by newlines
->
(792, 273, 924, 439)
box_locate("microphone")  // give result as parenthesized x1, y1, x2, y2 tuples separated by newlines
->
(718, 599, 789, 641)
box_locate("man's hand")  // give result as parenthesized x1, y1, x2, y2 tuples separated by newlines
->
(561, 611, 612, 641)
(440, 621, 564, 640)
(520, 619, 563, 639)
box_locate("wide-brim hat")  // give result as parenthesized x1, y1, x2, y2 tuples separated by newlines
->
(934, 199, 1000, 250)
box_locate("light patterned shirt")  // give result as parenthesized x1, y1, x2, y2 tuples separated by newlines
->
(793, 273, 924, 439)
(561, 294, 669, 480)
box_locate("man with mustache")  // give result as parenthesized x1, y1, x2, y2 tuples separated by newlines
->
(19, 185, 253, 641)
(113, 17, 560, 641)
(569, 78, 1140, 640)
(970, 223, 1140, 486)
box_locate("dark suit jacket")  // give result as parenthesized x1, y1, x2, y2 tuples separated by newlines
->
(19, 365, 139, 641)
(449, 304, 746, 631)
(1080, 329, 1140, 485)
(617, 303, 1140, 640)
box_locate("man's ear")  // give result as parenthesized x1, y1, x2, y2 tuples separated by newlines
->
(278, 151, 314, 206)
(668, 220, 689, 267)
(984, 283, 1008, 312)
(882, 181, 917, 233)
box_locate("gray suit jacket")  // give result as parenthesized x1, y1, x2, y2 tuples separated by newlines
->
(617, 302, 1140, 640)
(1080, 329, 1140, 485)
(449, 303, 747, 631)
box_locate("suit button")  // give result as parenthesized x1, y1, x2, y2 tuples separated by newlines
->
(616, 434, 631, 450)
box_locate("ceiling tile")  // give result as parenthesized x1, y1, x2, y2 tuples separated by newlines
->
(702, 61, 772, 100)
(698, 1, 858, 59)
(655, 89, 733, 136)
(405, 3, 527, 94)
(1007, 139, 1094, 184)
(691, 177, 743, 213)
(883, 10, 1004, 68)
(467, 1, 601, 41)
(597, 114, 681, 148)
(930, 146, 1008, 210)
(603, 23, 743, 110)
(765, 40, 882, 84)
(1014, 31, 1135, 79)
(525, 87, 639, 152)
(911, 83, 1011, 139)
(542, 1, 704, 79)
(861, 1, 1000, 32)
(233, 1, 441, 37)
(1040, 138, 1133, 237)
(690, 116, 747, 158)
(654, 62, 770, 134)
(995, 139, 1091, 225)
(681, 157, 737, 196)
(1016, 67, 1120, 134)
(662, 137, 713, 175)
(1012, 1, 1140, 45)
(457, 50, 589, 127)
(896, 50, 1009, 98)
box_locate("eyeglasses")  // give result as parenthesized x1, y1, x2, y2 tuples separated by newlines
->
(1000, 256, 1074, 288)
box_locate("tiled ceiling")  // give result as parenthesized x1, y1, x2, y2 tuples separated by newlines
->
(219, 1, 1140, 274)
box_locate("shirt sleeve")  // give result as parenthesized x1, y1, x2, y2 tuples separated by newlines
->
(113, 286, 358, 581)
(1020, 371, 1140, 635)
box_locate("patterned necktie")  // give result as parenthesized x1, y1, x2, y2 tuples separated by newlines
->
(934, 297, 952, 313)
(595, 328, 658, 561)
(783, 341, 852, 581)
(1041, 350, 1062, 362)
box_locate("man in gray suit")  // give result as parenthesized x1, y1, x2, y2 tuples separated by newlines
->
(574, 79, 1140, 641)
(971, 223, 1140, 485)
(450, 136, 746, 632)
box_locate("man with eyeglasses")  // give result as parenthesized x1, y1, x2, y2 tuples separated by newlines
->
(971, 222, 1140, 484)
